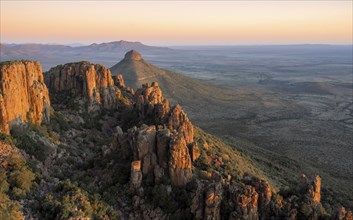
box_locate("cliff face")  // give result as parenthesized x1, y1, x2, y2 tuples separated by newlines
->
(168, 134, 193, 186)
(168, 104, 194, 145)
(109, 82, 195, 187)
(136, 82, 169, 124)
(0, 61, 50, 134)
(44, 62, 122, 111)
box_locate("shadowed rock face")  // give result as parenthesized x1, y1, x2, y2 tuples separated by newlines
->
(136, 82, 169, 124)
(113, 74, 125, 88)
(204, 182, 223, 220)
(130, 125, 158, 176)
(44, 62, 122, 111)
(0, 61, 50, 134)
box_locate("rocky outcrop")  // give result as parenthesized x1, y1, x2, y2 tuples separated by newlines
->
(191, 181, 206, 219)
(130, 160, 143, 190)
(136, 82, 169, 124)
(108, 79, 196, 187)
(335, 207, 353, 220)
(0, 61, 50, 134)
(233, 185, 259, 220)
(300, 174, 321, 203)
(189, 142, 201, 162)
(168, 104, 194, 145)
(44, 62, 122, 111)
(168, 134, 193, 186)
(124, 125, 193, 186)
(204, 182, 223, 220)
(130, 125, 157, 176)
(243, 174, 272, 219)
(156, 128, 172, 169)
(113, 73, 125, 88)
(0, 94, 8, 134)
(310, 175, 321, 203)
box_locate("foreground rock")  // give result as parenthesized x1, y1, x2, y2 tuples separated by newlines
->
(1, 59, 351, 220)
(0, 61, 50, 134)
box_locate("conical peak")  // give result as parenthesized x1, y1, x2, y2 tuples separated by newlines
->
(124, 50, 142, 61)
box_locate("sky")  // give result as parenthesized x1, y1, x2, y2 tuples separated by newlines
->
(0, 1, 352, 46)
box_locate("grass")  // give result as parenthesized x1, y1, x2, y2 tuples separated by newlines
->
(193, 127, 267, 181)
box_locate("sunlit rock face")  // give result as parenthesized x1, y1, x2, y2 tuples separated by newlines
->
(168, 134, 193, 186)
(44, 61, 122, 111)
(168, 104, 194, 145)
(0, 61, 50, 134)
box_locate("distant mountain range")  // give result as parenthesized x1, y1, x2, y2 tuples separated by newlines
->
(0, 40, 172, 70)
(1, 40, 170, 53)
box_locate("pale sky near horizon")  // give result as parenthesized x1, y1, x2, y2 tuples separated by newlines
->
(0, 1, 352, 46)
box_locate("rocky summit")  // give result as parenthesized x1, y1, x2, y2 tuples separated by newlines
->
(124, 50, 143, 61)
(0, 59, 352, 220)
(110, 50, 167, 89)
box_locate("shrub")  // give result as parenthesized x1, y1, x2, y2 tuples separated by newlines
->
(50, 111, 70, 133)
(0, 194, 24, 220)
(6, 153, 26, 169)
(0, 170, 9, 193)
(40, 180, 118, 220)
(8, 168, 35, 193)
(0, 133, 16, 146)
(148, 184, 178, 213)
(11, 126, 51, 162)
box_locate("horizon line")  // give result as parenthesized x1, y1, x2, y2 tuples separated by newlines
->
(2, 41, 352, 47)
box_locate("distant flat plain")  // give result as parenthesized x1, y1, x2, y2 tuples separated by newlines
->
(149, 45, 353, 209)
